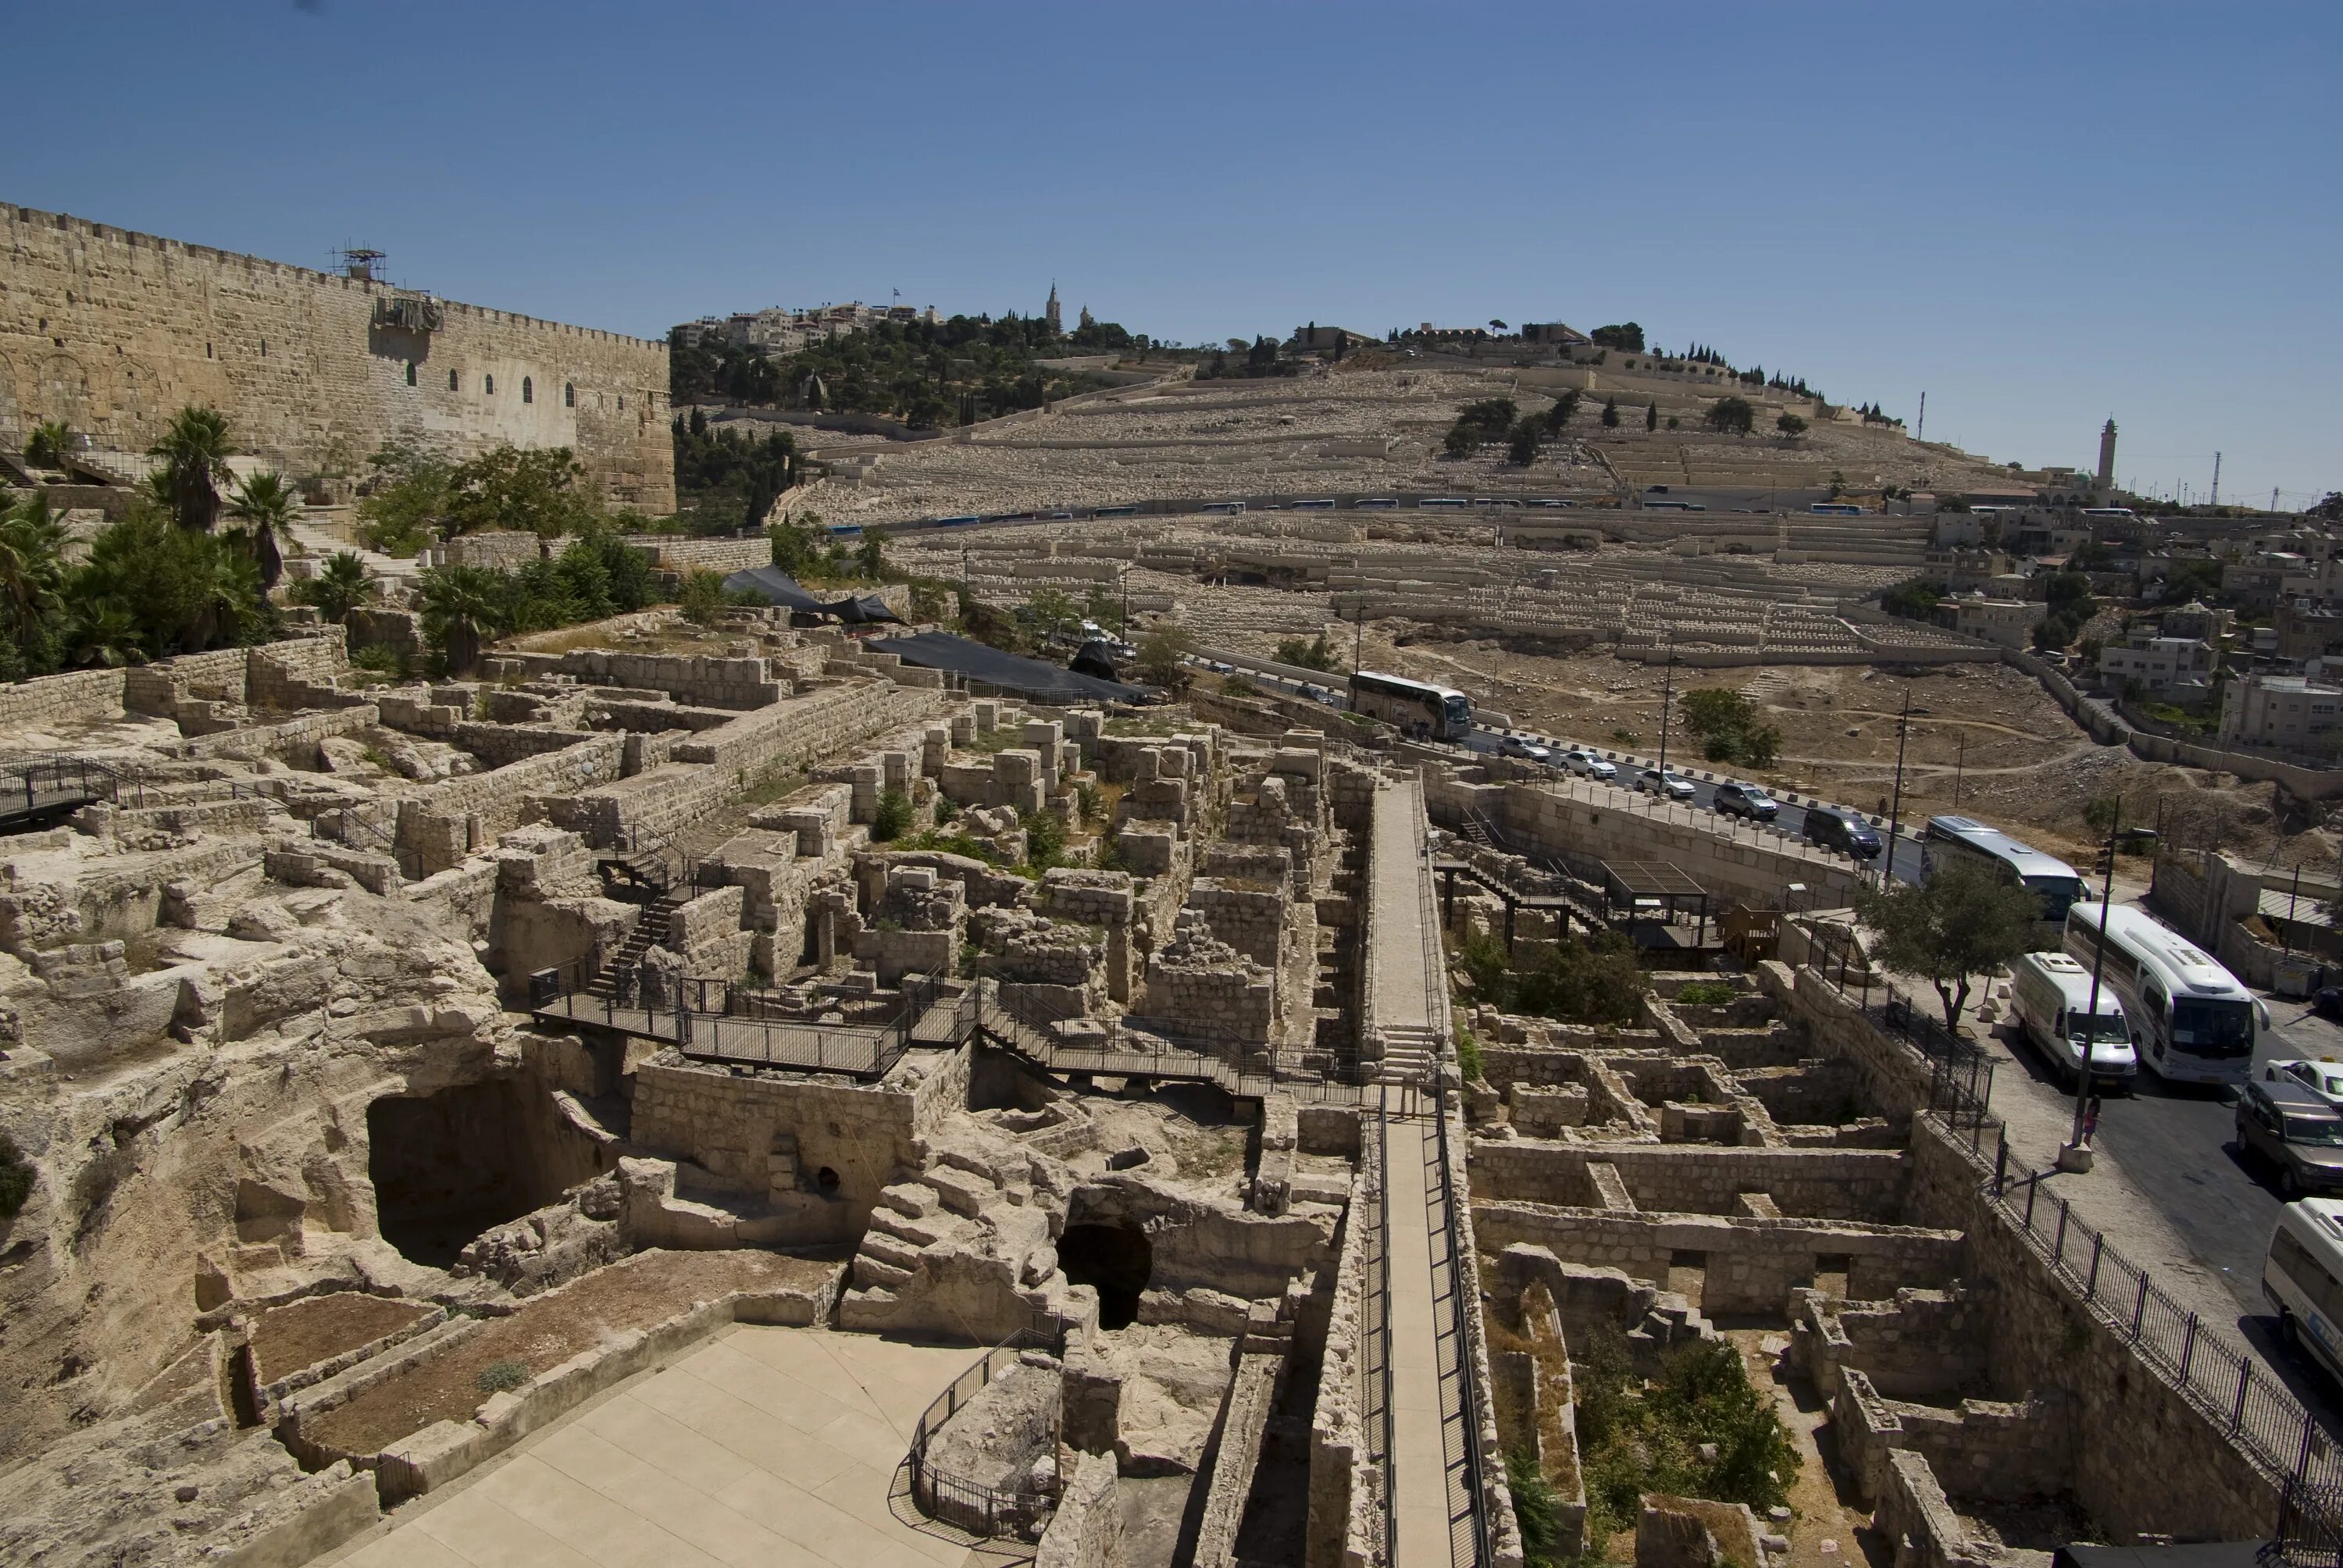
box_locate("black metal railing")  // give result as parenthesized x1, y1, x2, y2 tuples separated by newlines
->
(536, 973, 970, 1080)
(1431, 1097, 1500, 1567)
(1366, 1096, 1396, 1547)
(904, 1312, 1071, 1539)
(0, 753, 134, 821)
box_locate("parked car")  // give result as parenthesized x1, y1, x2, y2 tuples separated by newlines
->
(1712, 782, 1778, 821)
(1563, 749, 1617, 781)
(2237, 1078, 2343, 1199)
(2313, 986, 2343, 1022)
(2266, 1058, 2343, 1110)
(1499, 736, 1553, 763)
(1635, 768, 1697, 802)
(1804, 807, 1882, 860)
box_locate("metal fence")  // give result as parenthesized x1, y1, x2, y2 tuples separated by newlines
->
(904, 1313, 1070, 1540)
(1431, 1099, 1500, 1568)
(1990, 1160, 2343, 1495)
(533, 974, 967, 1079)
(1365, 1099, 1395, 1527)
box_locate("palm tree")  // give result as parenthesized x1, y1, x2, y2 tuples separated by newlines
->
(417, 565, 506, 675)
(185, 546, 262, 652)
(0, 494, 67, 672)
(148, 405, 237, 531)
(226, 469, 301, 590)
(22, 419, 73, 469)
(305, 551, 373, 623)
(62, 586, 141, 668)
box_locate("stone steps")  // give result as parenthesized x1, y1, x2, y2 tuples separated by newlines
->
(858, 1230, 926, 1274)
(867, 1206, 949, 1247)
(878, 1181, 936, 1219)
(851, 1254, 915, 1291)
(918, 1164, 998, 1219)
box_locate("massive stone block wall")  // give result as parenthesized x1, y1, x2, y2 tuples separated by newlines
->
(0, 203, 673, 511)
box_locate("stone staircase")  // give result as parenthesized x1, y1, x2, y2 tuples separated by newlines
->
(1379, 1023, 1443, 1085)
(839, 1142, 1061, 1335)
(588, 892, 686, 999)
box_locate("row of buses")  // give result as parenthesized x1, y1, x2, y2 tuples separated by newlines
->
(1917, 814, 2267, 1087)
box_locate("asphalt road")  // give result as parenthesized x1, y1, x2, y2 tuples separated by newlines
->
(1987, 986, 2343, 1420)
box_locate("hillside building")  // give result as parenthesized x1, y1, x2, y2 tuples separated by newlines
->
(2220, 672, 2343, 749)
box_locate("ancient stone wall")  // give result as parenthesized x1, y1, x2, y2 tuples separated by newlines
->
(0, 203, 672, 510)
(1471, 1143, 1910, 1221)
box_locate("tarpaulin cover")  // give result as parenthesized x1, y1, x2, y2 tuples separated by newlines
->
(865, 631, 1150, 703)
(721, 568, 904, 625)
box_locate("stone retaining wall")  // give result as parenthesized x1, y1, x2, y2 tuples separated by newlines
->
(1470, 1142, 1909, 1222)
(395, 733, 627, 874)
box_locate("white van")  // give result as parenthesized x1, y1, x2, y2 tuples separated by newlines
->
(2009, 950, 2136, 1090)
(2265, 1197, 2343, 1384)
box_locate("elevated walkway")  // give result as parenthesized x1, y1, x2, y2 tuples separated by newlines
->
(1370, 779, 1451, 1085)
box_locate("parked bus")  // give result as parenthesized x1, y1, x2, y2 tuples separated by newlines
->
(1353, 497, 1400, 510)
(1200, 501, 1246, 515)
(1809, 501, 1864, 515)
(1349, 669, 1472, 742)
(1417, 497, 1471, 509)
(1643, 500, 1707, 511)
(2063, 902, 2269, 1085)
(1293, 498, 1336, 511)
(933, 514, 982, 528)
(1920, 815, 2084, 926)
(1095, 505, 1138, 518)
(2263, 1197, 2343, 1383)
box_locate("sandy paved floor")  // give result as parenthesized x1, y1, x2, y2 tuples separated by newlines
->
(326, 1325, 1019, 1568)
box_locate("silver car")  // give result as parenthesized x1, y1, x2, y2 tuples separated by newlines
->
(1563, 749, 1617, 781)
(1635, 768, 1697, 801)
(1500, 736, 1553, 763)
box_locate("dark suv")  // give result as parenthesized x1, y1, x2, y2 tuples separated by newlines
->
(1804, 807, 1881, 860)
(2237, 1079, 2343, 1199)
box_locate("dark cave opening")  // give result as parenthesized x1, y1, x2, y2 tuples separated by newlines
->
(1057, 1221, 1153, 1330)
(366, 1079, 596, 1269)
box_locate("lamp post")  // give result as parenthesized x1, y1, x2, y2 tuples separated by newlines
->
(1656, 640, 1678, 777)
(2064, 806, 2121, 1173)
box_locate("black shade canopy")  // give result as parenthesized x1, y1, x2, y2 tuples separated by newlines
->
(865, 631, 1150, 703)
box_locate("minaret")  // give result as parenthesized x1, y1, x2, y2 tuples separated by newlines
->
(1045, 282, 1062, 335)
(2097, 418, 2117, 490)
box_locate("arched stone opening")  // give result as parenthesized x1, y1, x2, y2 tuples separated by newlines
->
(1057, 1221, 1152, 1330)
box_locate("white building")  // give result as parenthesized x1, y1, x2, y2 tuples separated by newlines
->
(1948, 598, 2040, 650)
(2099, 634, 2216, 700)
(2220, 673, 2343, 750)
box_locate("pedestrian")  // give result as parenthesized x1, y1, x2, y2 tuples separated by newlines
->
(2081, 1096, 2102, 1147)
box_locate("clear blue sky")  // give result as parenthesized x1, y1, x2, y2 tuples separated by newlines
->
(12, 2, 2337, 507)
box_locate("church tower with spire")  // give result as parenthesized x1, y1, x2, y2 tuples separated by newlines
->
(1045, 281, 1062, 335)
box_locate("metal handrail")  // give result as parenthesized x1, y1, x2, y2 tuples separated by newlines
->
(1432, 1098, 1500, 1568)
(904, 1312, 1070, 1539)
(1368, 1094, 1396, 1545)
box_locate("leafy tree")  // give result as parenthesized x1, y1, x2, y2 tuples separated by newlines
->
(2313, 492, 2343, 523)
(354, 440, 452, 556)
(1082, 585, 1124, 635)
(1589, 323, 1645, 352)
(872, 789, 913, 842)
(1454, 928, 1649, 1025)
(23, 419, 73, 469)
(226, 469, 301, 590)
(1601, 397, 1620, 428)
(1276, 633, 1338, 671)
(291, 551, 373, 623)
(2033, 613, 2078, 652)
(1678, 687, 1781, 767)
(1026, 586, 1080, 639)
(1136, 620, 1196, 685)
(73, 504, 262, 660)
(768, 516, 825, 576)
(1704, 396, 1755, 436)
(1443, 422, 1478, 458)
(1541, 391, 1579, 435)
(1508, 421, 1542, 465)
(856, 526, 889, 580)
(1776, 412, 1808, 437)
(148, 405, 237, 531)
(678, 568, 729, 625)
(2042, 571, 2097, 621)
(1856, 856, 2044, 1029)
(442, 445, 597, 538)
(1880, 578, 1942, 619)
(1828, 469, 1848, 499)
(2158, 557, 2221, 605)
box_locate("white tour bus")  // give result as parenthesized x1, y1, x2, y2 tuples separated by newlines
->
(1921, 815, 2085, 928)
(1348, 669, 1473, 742)
(2264, 1197, 2343, 1383)
(2007, 950, 2134, 1089)
(2063, 902, 2268, 1085)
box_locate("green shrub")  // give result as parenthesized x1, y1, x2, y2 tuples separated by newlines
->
(350, 643, 408, 677)
(0, 1131, 34, 1221)
(1021, 807, 1067, 870)
(1075, 780, 1104, 824)
(1455, 928, 1649, 1026)
(872, 788, 913, 842)
(1574, 1327, 1799, 1539)
(1507, 1446, 1564, 1568)
(1456, 1025, 1485, 1084)
(474, 1359, 530, 1395)
(1673, 981, 1737, 1007)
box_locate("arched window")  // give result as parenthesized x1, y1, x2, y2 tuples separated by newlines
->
(405, 362, 417, 387)
(484, 373, 494, 394)
(618, 395, 625, 411)
(522, 376, 533, 404)
(449, 369, 459, 391)
(564, 382, 575, 408)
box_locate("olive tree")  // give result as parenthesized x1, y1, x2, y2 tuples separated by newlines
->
(1855, 857, 2043, 1030)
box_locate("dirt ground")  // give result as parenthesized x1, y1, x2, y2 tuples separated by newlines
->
(1249, 623, 2338, 874)
(304, 1249, 834, 1456)
(1729, 1327, 1886, 1568)
(248, 1293, 433, 1386)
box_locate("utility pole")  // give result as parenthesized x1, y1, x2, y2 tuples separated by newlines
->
(1883, 687, 1913, 884)
(2211, 451, 2222, 508)
(2067, 806, 2121, 1171)
(1916, 390, 1925, 444)
(1952, 729, 1966, 807)
(1120, 561, 1130, 635)
(1656, 640, 1678, 776)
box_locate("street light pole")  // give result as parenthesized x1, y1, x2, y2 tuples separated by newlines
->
(2068, 805, 2121, 1169)
(1952, 731, 1966, 808)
